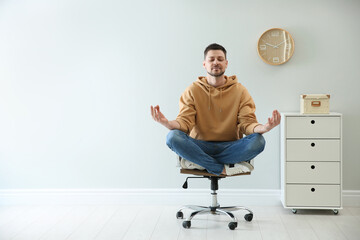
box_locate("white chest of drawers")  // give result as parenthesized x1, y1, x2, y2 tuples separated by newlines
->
(280, 112, 342, 214)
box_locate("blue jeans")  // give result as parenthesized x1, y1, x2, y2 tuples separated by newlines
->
(166, 130, 266, 175)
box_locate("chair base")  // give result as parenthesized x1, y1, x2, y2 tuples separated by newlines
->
(177, 173, 253, 230)
(176, 205, 253, 230)
(178, 168, 254, 230)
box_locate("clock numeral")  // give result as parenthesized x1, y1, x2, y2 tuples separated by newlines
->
(286, 44, 291, 50)
(259, 45, 266, 50)
(273, 57, 279, 63)
(271, 31, 279, 37)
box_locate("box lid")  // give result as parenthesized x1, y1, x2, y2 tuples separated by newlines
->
(301, 94, 330, 99)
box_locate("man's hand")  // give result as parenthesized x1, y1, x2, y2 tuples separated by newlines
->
(150, 105, 180, 130)
(151, 105, 168, 125)
(254, 110, 281, 134)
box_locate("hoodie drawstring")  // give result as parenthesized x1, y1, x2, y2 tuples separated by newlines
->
(208, 87, 211, 110)
(220, 89, 222, 113)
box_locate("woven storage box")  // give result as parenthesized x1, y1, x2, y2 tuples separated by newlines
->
(300, 94, 330, 114)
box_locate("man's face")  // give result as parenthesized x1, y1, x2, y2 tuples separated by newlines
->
(203, 50, 228, 77)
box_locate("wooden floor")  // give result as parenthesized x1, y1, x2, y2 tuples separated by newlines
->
(0, 205, 359, 240)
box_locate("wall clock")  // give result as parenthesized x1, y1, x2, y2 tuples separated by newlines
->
(257, 28, 295, 65)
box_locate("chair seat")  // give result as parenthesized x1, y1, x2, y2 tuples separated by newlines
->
(180, 168, 251, 177)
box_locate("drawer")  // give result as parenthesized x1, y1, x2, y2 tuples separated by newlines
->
(286, 162, 340, 184)
(286, 184, 340, 207)
(286, 140, 340, 161)
(286, 117, 340, 138)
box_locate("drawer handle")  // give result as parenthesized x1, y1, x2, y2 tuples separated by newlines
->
(311, 143, 315, 147)
(311, 188, 315, 192)
(311, 120, 315, 124)
(311, 165, 315, 169)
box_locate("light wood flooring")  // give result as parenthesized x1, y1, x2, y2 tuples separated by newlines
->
(0, 205, 359, 240)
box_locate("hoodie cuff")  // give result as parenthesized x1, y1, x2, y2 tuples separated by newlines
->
(175, 119, 189, 134)
(247, 123, 262, 135)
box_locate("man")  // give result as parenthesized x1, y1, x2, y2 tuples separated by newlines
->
(151, 43, 280, 176)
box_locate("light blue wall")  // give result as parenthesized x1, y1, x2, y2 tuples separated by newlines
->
(0, 0, 359, 190)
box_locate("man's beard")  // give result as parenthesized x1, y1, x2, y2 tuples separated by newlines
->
(207, 70, 225, 77)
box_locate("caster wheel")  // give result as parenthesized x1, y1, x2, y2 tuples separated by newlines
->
(292, 209, 297, 214)
(333, 209, 339, 215)
(182, 221, 191, 229)
(228, 222, 237, 230)
(176, 211, 183, 219)
(244, 213, 253, 222)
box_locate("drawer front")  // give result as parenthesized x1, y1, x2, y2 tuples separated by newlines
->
(286, 185, 340, 207)
(286, 162, 340, 184)
(286, 117, 340, 138)
(286, 140, 340, 161)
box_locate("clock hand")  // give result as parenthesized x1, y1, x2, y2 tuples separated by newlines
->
(275, 40, 287, 47)
(265, 43, 279, 48)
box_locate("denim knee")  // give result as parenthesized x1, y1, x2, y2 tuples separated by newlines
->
(252, 133, 266, 153)
(166, 129, 185, 149)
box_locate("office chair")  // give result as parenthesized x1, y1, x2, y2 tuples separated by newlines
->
(176, 157, 254, 230)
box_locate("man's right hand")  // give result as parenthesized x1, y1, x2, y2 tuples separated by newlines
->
(150, 105, 180, 130)
(151, 105, 169, 125)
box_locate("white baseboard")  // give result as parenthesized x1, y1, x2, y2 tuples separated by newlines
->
(0, 189, 359, 206)
(343, 190, 360, 207)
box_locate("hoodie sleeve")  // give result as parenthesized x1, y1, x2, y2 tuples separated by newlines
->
(237, 87, 260, 136)
(175, 87, 196, 134)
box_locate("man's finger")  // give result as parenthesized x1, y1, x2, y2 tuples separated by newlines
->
(156, 109, 161, 121)
(273, 111, 278, 122)
(152, 106, 158, 120)
(272, 110, 279, 125)
(154, 108, 158, 121)
(150, 106, 155, 120)
(152, 106, 157, 120)
(276, 111, 281, 123)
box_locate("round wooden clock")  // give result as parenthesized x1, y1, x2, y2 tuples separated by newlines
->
(257, 28, 295, 65)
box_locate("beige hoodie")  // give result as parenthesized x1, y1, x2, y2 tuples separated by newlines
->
(176, 75, 260, 141)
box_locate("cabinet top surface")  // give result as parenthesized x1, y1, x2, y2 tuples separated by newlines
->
(281, 112, 342, 117)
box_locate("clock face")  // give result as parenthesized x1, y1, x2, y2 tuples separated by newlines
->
(257, 28, 295, 65)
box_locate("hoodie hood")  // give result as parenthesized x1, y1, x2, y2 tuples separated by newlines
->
(195, 75, 239, 111)
(195, 75, 238, 90)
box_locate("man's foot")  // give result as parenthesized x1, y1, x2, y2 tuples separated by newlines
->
(223, 161, 254, 176)
(180, 158, 205, 170)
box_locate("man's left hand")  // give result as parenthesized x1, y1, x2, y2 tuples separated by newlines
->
(254, 110, 281, 134)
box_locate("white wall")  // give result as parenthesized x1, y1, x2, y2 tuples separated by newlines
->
(0, 0, 359, 190)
